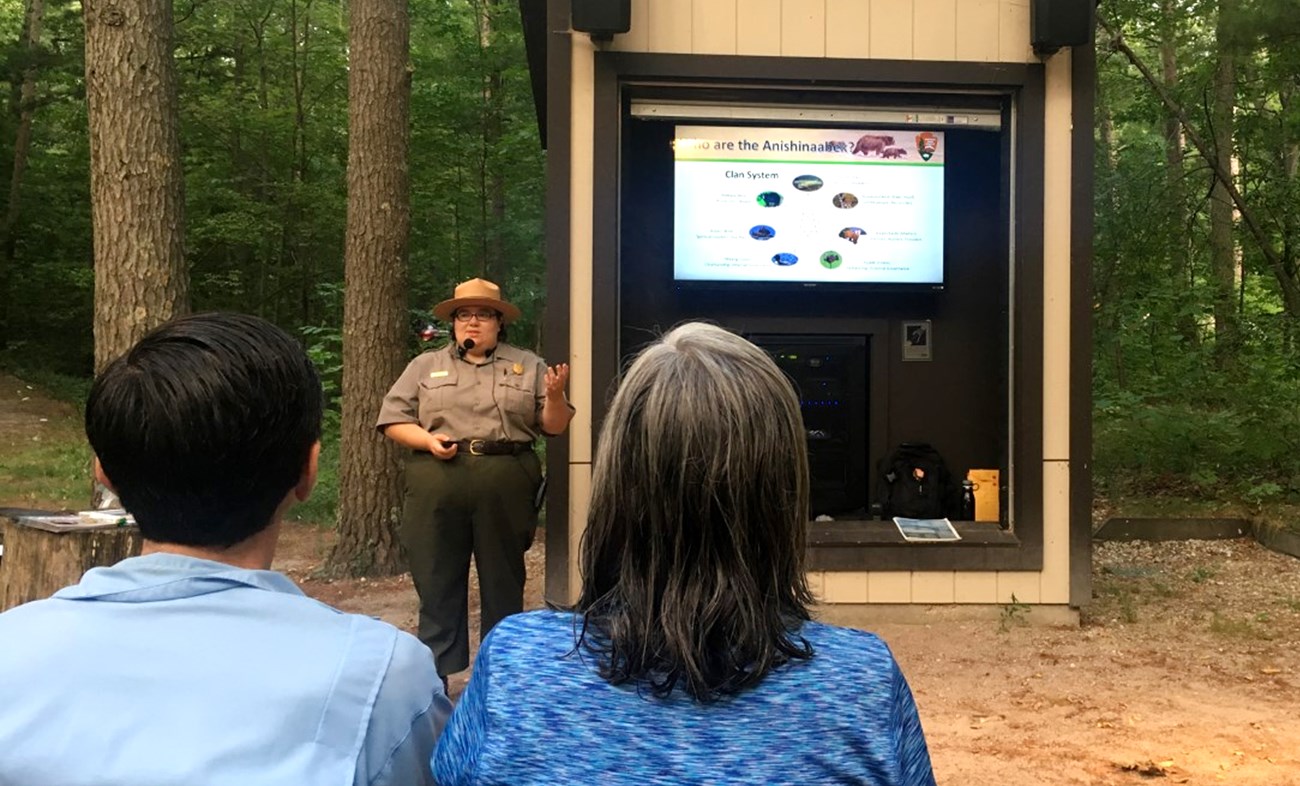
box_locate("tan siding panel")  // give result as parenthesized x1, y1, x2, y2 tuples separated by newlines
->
(868, 572, 912, 603)
(869, 0, 914, 59)
(995, 571, 1041, 604)
(1039, 461, 1071, 603)
(737, 0, 782, 55)
(568, 38, 595, 466)
(825, 0, 870, 58)
(998, 0, 1032, 62)
(954, 571, 1000, 603)
(614, 0, 651, 51)
(912, 0, 957, 60)
(693, 0, 738, 54)
(954, 0, 999, 61)
(647, 0, 693, 53)
(823, 571, 869, 603)
(566, 463, 592, 603)
(781, 0, 826, 57)
(1043, 50, 1072, 460)
(806, 570, 827, 603)
(911, 571, 956, 603)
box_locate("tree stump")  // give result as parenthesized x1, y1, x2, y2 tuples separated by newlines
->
(0, 512, 141, 612)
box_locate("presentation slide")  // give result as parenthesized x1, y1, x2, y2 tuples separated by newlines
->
(673, 125, 945, 285)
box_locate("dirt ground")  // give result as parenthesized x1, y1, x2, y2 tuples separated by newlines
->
(277, 523, 1300, 786)
(4, 372, 1300, 784)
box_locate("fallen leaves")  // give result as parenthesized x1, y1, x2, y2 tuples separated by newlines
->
(1117, 759, 1189, 781)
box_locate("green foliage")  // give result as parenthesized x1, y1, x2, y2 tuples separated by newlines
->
(300, 282, 345, 426)
(1094, 0, 1300, 507)
(1207, 611, 1271, 640)
(998, 593, 1029, 632)
(1, 0, 548, 368)
(289, 426, 339, 527)
(1117, 589, 1138, 624)
(1, 0, 93, 366)
(408, 0, 547, 349)
(1149, 580, 1177, 598)
(5, 0, 1297, 518)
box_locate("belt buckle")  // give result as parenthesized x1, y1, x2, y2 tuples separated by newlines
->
(468, 439, 487, 456)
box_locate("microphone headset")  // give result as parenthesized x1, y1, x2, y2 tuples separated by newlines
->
(456, 337, 476, 359)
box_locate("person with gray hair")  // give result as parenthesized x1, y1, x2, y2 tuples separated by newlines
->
(433, 322, 936, 785)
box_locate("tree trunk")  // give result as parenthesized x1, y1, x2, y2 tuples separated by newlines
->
(1160, 0, 1198, 349)
(1282, 86, 1300, 361)
(0, 0, 45, 351)
(328, 0, 410, 577)
(1208, 0, 1239, 368)
(84, 0, 189, 373)
(475, 0, 504, 280)
(0, 516, 141, 612)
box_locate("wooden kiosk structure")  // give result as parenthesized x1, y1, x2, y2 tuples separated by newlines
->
(522, 0, 1095, 621)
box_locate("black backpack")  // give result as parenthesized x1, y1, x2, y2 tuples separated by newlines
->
(876, 443, 955, 520)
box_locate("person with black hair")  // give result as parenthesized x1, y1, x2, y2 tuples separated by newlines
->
(433, 322, 935, 786)
(377, 277, 573, 688)
(0, 312, 449, 786)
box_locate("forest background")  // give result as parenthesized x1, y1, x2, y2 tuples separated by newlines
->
(0, 0, 1297, 572)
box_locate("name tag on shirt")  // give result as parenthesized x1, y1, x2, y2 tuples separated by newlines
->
(429, 371, 449, 378)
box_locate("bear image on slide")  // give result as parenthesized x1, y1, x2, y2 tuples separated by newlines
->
(849, 134, 896, 157)
(881, 146, 908, 159)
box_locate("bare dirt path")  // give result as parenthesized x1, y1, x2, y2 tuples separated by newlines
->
(0, 372, 80, 447)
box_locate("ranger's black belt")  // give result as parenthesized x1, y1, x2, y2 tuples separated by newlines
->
(452, 439, 533, 456)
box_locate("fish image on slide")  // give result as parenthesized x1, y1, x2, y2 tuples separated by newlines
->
(792, 174, 824, 192)
(749, 225, 776, 240)
(756, 191, 783, 207)
(832, 192, 858, 209)
(771, 253, 798, 267)
(839, 227, 865, 244)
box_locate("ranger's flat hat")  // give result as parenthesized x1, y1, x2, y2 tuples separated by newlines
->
(433, 278, 522, 324)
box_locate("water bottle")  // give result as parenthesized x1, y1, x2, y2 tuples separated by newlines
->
(960, 479, 977, 521)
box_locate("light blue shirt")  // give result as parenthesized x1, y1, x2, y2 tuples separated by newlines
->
(0, 553, 449, 786)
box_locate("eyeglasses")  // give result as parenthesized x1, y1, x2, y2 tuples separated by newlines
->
(453, 309, 499, 323)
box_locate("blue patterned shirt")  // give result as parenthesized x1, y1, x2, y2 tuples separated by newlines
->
(434, 610, 935, 785)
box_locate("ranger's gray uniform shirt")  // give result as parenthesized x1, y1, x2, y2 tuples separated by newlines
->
(376, 343, 568, 442)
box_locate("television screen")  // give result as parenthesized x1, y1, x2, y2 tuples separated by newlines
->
(672, 124, 946, 287)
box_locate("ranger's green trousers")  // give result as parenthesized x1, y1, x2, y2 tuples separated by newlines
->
(399, 450, 542, 676)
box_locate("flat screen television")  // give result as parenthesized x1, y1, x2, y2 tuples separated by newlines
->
(672, 124, 946, 289)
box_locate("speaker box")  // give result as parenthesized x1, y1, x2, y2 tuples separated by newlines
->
(1030, 0, 1094, 55)
(571, 0, 631, 39)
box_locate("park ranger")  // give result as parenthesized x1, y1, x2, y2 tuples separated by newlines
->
(377, 278, 573, 688)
